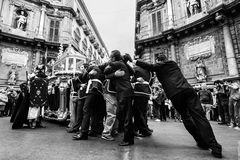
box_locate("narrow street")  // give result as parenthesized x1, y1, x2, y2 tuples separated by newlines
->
(0, 117, 239, 160)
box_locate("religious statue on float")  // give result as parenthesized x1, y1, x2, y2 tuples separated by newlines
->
(195, 56, 207, 82)
(15, 10, 27, 30)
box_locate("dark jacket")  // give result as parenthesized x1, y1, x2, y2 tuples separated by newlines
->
(198, 89, 213, 104)
(85, 65, 104, 95)
(132, 66, 152, 98)
(136, 60, 192, 99)
(105, 60, 134, 99)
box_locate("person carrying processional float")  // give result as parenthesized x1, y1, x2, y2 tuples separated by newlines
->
(27, 64, 48, 129)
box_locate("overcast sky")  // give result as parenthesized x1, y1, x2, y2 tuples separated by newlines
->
(83, 0, 136, 56)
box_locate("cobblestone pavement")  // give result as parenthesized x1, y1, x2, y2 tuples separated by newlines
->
(0, 117, 239, 160)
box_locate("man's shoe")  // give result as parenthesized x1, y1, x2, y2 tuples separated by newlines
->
(88, 131, 98, 137)
(147, 128, 153, 133)
(72, 133, 88, 140)
(101, 135, 115, 141)
(229, 123, 236, 128)
(66, 128, 78, 133)
(218, 122, 226, 125)
(197, 143, 209, 150)
(138, 131, 152, 137)
(210, 142, 222, 158)
(119, 141, 134, 146)
(111, 130, 119, 137)
(234, 126, 240, 131)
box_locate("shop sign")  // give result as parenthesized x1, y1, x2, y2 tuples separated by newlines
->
(1, 48, 29, 66)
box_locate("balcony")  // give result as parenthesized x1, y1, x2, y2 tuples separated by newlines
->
(100, 52, 105, 59)
(93, 42, 99, 49)
(97, 48, 102, 54)
(76, 16, 86, 26)
(82, 25, 90, 36)
(89, 34, 96, 43)
(136, 20, 169, 40)
(0, 23, 37, 39)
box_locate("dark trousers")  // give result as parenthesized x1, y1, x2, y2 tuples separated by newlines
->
(160, 105, 167, 121)
(117, 96, 134, 143)
(171, 88, 217, 147)
(218, 98, 229, 124)
(133, 96, 149, 134)
(72, 99, 85, 131)
(152, 100, 160, 119)
(81, 94, 105, 134)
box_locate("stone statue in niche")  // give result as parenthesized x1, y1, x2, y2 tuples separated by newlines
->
(195, 57, 207, 82)
(186, 0, 202, 17)
(16, 10, 27, 30)
(8, 66, 18, 85)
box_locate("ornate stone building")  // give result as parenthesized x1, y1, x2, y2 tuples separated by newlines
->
(135, 0, 240, 84)
(0, 0, 108, 86)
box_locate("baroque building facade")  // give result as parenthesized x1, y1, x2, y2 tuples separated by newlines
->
(135, 0, 240, 84)
(0, 0, 108, 86)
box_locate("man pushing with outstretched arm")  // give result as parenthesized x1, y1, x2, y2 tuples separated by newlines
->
(133, 54, 222, 158)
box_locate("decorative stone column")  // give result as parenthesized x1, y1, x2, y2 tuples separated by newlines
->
(0, 0, 4, 18)
(223, 24, 238, 76)
(37, 5, 46, 39)
(167, 35, 176, 62)
(167, 0, 174, 29)
(170, 42, 176, 62)
(35, 49, 41, 66)
(216, 13, 238, 76)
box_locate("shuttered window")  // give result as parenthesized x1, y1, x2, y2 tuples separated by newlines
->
(152, 13, 157, 35)
(152, 11, 162, 36)
(157, 11, 162, 33)
(49, 20, 60, 42)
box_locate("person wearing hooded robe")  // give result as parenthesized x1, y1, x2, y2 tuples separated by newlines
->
(12, 83, 30, 129)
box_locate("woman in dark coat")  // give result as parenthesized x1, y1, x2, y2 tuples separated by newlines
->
(12, 83, 30, 129)
(10, 90, 21, 123)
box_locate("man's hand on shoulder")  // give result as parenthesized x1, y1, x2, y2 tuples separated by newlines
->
(114, 69, 125, 77)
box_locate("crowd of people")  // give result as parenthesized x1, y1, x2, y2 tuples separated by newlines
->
(196, 80, 240, 130)
(0, 86, 18, 117)
(1, 50, 232, 158)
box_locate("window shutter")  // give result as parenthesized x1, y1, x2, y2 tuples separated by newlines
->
(49, 20, 60, 42)
(152, 13, 157, 35)
(157, 11, 161, 33)
(49, 20, 54, 41)
(54, 21, 60, 42)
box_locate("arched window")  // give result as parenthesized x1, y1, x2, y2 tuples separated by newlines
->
(74, 28, 81, 43)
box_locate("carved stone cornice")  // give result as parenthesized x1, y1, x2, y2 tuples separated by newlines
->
(147, 0, 166, 11)
(9, 0, 33, 11)
(46, 8, 64, 18)
(23, 0, 76, 17)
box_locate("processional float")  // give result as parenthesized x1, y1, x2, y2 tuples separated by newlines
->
(44, 44, 86, 122)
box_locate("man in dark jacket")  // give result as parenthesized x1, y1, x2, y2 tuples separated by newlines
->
(132, 65, 153, 136)
(73, 62, 106, 140)
(105, 50, 135, 146)
(133, 54, 222, 158)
